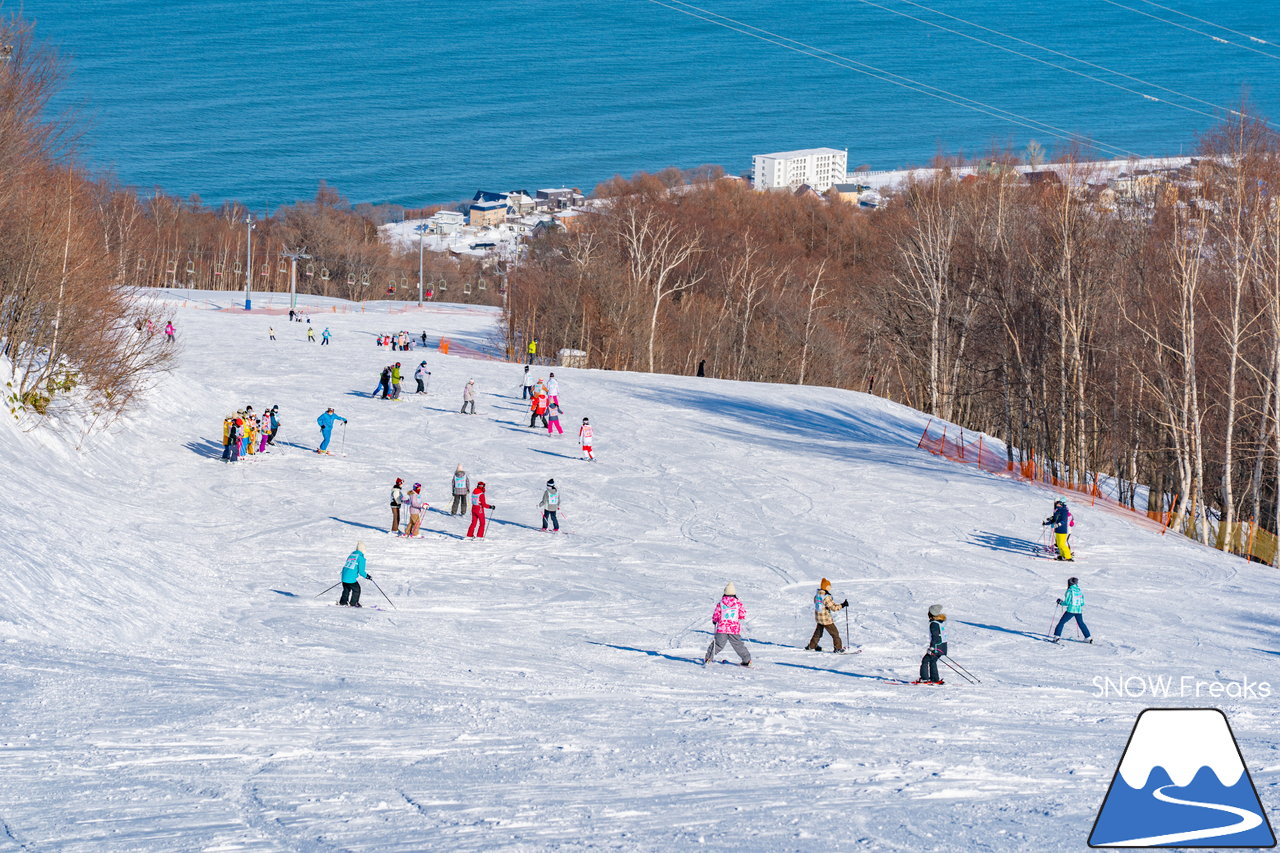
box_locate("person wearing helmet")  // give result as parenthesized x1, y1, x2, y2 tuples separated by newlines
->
(414, 361, 431, 394)
(1043, 499, 1074, 561)
(467, 482, 495, 539)
(339, 543, 370, 607)
(316, 408, 346, 453)
(805, 578, 848, 652)
(389, 478, 404, 534)
(916, 605, 948, 684)
(267, 405, 280, 445)
(579, 417, 594, 461)
(404, 483, 428, 538)
(1052, 577, 1092, 644)
(538, 479, 561, 531)
(461, 379, 477, 415)
(705, 582, 752, 667)
(390, 363, 403, 400)
(450, 465, 471, 515)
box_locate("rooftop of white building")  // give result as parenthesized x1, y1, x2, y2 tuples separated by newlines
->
(755, 148, 846, 160)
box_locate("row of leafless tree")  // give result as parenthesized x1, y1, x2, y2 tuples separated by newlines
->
(508, 118, 1280, 553)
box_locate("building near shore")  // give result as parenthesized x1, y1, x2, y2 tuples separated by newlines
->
(752, 148, 848, 192)
(469, 200, 508, 227)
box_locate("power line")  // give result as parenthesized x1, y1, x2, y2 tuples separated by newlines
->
(644, 0, 1143, 158)
(853, 0, 1260, 126)
(1094, 0, 1280, 61)
(1126, 0, 1278, 48)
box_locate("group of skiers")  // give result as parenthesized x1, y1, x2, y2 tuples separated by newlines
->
(1043, 498, 1075, 561)
(220, 405, 280, 462)
(377, 331, 424, 351)
(372, 362, 432, 399)
(386, 466, 564, 539)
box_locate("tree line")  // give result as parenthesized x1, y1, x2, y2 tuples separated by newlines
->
(507, 119, 1280, 556)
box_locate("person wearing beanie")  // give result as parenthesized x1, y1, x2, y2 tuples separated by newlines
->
(461, 379, 477, 415)
(521, 365, 534, 399)
(538, 479, 562, 532)
(1043, 499, 1074, 561)
(805, 578, 848, 653)
(404, 483, 428, 538)
(1052, 577, 1092, 644)
(389, 478, 405, 534)
(916, 605, 948, 684)
(450, 465, 471, 515)
(467, 482, 495, 539)
(339, 543, 370, 607)
(579, 417, 594, 461)
(705, 582, 752, 667)
(414, 361, 431, 394)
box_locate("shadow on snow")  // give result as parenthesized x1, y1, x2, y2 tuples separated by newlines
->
(955, 619, 1055, 643)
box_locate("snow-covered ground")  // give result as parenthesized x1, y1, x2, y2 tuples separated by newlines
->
(1, 291, 1276, 851)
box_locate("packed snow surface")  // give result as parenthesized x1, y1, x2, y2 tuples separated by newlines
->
(0, 290, 1276, 851)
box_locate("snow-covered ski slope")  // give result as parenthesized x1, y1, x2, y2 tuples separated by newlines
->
(1, 290, 1276, 852)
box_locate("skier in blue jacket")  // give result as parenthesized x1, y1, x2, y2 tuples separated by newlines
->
(316, 408, 347, 453)
(1043, 499, 1074, 561)
(916, 604, 948, 684)
(339, 543, 370, 607)
(1052, 577, 1092, 643)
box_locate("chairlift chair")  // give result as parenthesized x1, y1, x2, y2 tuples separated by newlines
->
(305, 262, 315, 278)
(185, 259, 195, 275)
(321, 267, 330, 281)
(346, 272, 356, 287)
(214, 262, 224, 277)
(233, 260, 243, 275)
(260, 263, 270, 278)
(463, 281, 472, 295)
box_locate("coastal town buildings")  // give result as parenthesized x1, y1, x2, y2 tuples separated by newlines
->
(752, 147, 848, 192)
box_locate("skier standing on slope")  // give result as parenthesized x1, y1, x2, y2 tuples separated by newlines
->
(546, 372, 560, 407)
(805, 578, 848, 652)
(390, 363, 403, 400)
(321, 327, 332, 346)
(450, 465, 471, 515)
(389, 478, 404, 534)
(521, 365, 534, 399)
(374, 365, 391, 399)
(339, 543, 370, 607)
(1043, 499, 1074, 561)
(546, 401, 564, 435)
(579, 417, 594, 461)
(1052, 577, 1093, 644)
(404, 483, 427, 538)
(467, 482, 495, 539)
(414, 361, 430, 394)
(704, 582, 752, 667)
(529, 389, 549, 428)
(461, 379, 477, 414)
(538, 479, 561, 531)
(916, 604, 948, 684)
(316, 408, 346, 454)
(164, 321, 175, 343)
(267, 405, 280, 445)
(307, 325, 316, 343)
(269, 326, 275, 341)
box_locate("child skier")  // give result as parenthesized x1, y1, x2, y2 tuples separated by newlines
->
(539, 479, 561, 531)
(916, 604, 948, 684)
(414, 361, 430, 394)
(389, 478, 404, 534)
(521, 366, 534, 399)
(467, 482, 495, 539)
(546, 402, 564, 435)
(267, 406, 280, 445)
(339, 543, 370, 607)
(321, 327, 331, 345)
(316, 408, 346, 454)
(579, 417, 594, 461)
(164, 321, 175, 343)
(307, 325, 315, 343)
(529, 390, 549, 428)
(704, 582, 752, 667)
(1052, 577, 1093, 643)
(461, 380, 477, 414)
(450, 465, 470, 515)
(1043, 499, 1074, 561)
(805, 578, 848, 653)
(404, 483, 428, 538)
(547, 372, 560, 407)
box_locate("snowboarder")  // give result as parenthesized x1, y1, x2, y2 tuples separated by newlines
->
(704, 582, 752, 667)
(467, 482, 494, 539)
(1043, 499, 1074, 561)
(339, 543, 370, 607)
(316, 408, 346, 453)
(404, 483, 427, 538)
(1052, 577, 1093, 643)
(529, 390, 549, 428)
(805, 578, 848, 652)
(390, 363, 403, 400)
(450, 465, 471, 515)
(414, 361, 430, 394)
(321, 327, 331, 345)
(917, 605, 948, 684)
(546, 372, 560, 407)
(307, 325, 315, 343)
(521, 366, 534, 399)
(164, 321, 175, 343)
(461, 379, 477, 415)
(579, 417, 594, 461)
(389, 478, 404, 534)
(539, 479, 561, 531)
(546, 401, 564, 435)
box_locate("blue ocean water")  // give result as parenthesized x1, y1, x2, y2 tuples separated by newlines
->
(20, 0, 1280, 209)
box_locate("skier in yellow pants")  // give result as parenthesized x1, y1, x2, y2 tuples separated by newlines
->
(1043, 499, 1074, 561)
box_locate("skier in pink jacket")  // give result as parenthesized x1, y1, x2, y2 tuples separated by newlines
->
(704, 583, 752, 667)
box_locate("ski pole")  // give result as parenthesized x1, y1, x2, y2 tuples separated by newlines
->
(315, 581, 342, 598)
(368, 576, 397, 609)
(1048, 603, 1063, 637)
(943, 655, 980, 683)
(939, 656, 978, 684)
(340, 422, 348, 455)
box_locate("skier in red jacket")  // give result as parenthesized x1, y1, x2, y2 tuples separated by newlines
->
(467, 482, 495, 539)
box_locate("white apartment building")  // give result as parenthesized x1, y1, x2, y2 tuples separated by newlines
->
(752, 148, 848, 192)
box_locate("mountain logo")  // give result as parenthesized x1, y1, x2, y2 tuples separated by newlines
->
(1089, 708, 1276, 848)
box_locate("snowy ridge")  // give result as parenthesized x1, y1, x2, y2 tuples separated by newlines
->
(0, 291, 1277, 850)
